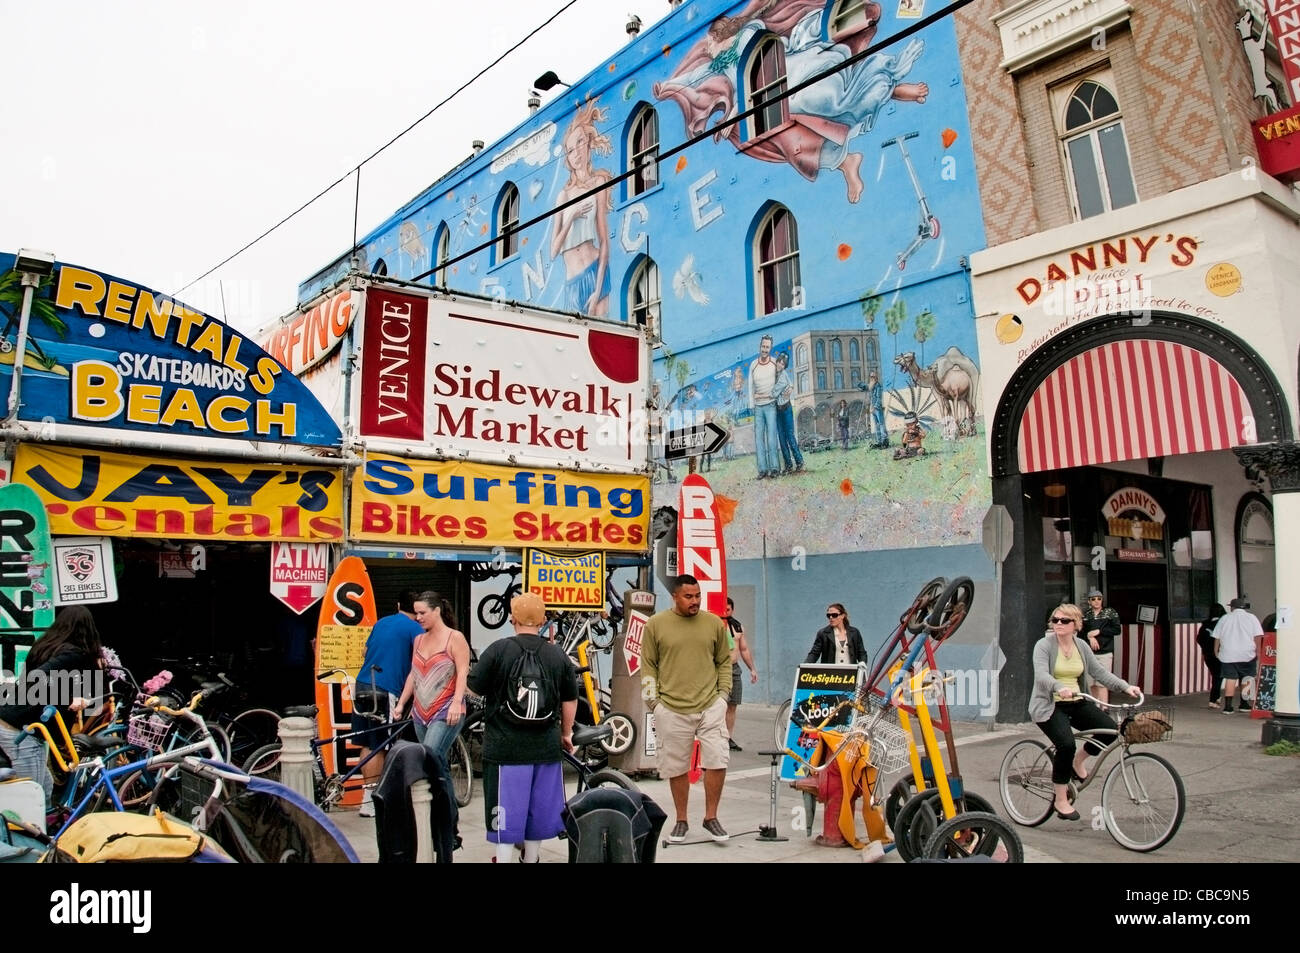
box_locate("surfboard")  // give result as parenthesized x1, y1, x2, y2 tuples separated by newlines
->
(314, 555, 377, 801)
(0, 483, 56, 676)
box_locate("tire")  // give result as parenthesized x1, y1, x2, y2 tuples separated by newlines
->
(228, 708, 281, 768)
(1101, 751, 1185, 852)
(477, 593, 508, 630)
(449, 734, 473, 808)
(244, 742, 283, 781)
(921, 811, 1023, 863)
(898, 788, 995, 861)
(925, 576, 974, 643)
(892, 792, 931, 862)
(905, 578, 948, 635)
(884, 777, 919, 832)
(998, 739, 1056, 827)
(773, 697, 794, 751)
(598, 712, 636, 756)
(589, 618, 615, 651)
(583, 768, 639, 794)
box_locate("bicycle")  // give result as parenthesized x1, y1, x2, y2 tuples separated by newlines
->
(998, 691, 1184, 852)
(244, 671, 473, 810)
(564, 721, 638, 798)
(552, 611, 635, 758)
(474, 565, 522, 630)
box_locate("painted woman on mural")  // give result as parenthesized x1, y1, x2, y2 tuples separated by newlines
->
(652, 0, 928, 203)
(550, 100, 615, 316)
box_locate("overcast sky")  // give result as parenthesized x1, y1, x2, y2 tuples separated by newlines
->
(2, 0, 644, 332)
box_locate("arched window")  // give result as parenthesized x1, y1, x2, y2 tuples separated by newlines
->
(1056, 75, 1137, 219)
(627, 106, 659, 198)
(798, 371, 809, 394)
(817, 369, 827, 390)
(831, 339, 843, 362)
(832, 0, 872, 34)
(433, 223, 450, 286)
(754, 205, 801, 316)
(797, 343, 809, 368)
(866, 339, 878, 364)
(849, 339, 860, 362)
(851, 369, 861, 387)
(629, 257, 661, 337)
(372, 258, 388, 277)
(496, 183, 520, 262)
(815, 339, 825, 362)
(834, 369, 844, 389)
(747, 36, 788, 137)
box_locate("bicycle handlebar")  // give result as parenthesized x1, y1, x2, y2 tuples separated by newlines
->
(1071, 689, 1145, 709)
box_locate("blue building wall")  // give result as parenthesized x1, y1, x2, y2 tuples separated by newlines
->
(301, 0, 999, 708)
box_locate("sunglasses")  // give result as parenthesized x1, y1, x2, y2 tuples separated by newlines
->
(1050, 616, 1075, 625)
(826, 612, 842, 618)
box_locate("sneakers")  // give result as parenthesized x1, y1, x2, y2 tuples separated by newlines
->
(358, 785, 375, 817)
(1222, 704, 1235, 713)
(702, 817, 729, 842)
(728, 738, 743, 752)
(667, 821, 689, 843)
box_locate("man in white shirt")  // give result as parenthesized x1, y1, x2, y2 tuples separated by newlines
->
(748, 334, 780, 479)
(1213, 596, 1263, 713)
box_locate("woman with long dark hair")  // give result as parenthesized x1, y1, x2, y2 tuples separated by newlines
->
(0, 607, 105, 794)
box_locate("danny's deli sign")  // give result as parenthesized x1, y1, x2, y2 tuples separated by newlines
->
(355, 289, 649, 473)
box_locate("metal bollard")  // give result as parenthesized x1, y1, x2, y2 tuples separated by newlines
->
(276, 717, 317, 803)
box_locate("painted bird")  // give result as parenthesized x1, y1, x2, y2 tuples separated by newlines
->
(673, 253, 711, 305)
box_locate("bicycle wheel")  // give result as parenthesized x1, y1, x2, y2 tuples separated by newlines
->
(892, 792, 931, 862)
(477, 593, 508, 630)
(905, 577, 948, 634)
(228, 708, 281, 768)
(998, 739, 1056, 827)
(773, 697, 793, 751)
(925, 576, 974, 643)
(449, 734, 473, 808)
(244, 742, 283, 781)
(1101, 751, 1185, 852)
(900, 788, 996, 861)
(921, 811, 1023, 863)
(589, 617, 616, 651)
(598, 712, 637, 756)
(884, 777, 919, 832)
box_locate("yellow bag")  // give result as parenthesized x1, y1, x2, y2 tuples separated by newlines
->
(42, 810, 235, 863)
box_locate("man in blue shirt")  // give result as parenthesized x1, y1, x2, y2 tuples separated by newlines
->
(355, 591, 421, 816)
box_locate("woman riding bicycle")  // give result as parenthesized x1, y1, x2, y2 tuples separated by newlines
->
(1030, 603, 1139, 820)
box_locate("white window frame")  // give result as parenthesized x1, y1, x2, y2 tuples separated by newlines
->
(754, 205, 801, 317)
(629, 257, 661, 338)
(1052, 70, 1138, 220)
(496, 183, 520, 262)
(627, 107, 660, 198)
(747, 36, 788, 138)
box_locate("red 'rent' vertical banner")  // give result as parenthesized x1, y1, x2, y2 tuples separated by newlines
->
(1266, 1, 1300, 106)
(359, 288, 427, 440)
(677, 473, 727, 617)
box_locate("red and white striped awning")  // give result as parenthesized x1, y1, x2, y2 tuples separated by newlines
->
(1017, 339, 1253, 473)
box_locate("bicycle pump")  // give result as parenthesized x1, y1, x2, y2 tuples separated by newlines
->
(756, 749, 789, 843)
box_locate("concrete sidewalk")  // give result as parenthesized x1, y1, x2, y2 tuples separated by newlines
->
(328, 701, 1033, 864)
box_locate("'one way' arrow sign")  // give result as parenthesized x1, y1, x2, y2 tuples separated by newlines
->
(663, 421, 729, 460)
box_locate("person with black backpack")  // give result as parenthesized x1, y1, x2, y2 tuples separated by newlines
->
(466, 591, 578, 863)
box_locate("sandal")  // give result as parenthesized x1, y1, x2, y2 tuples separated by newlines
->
(1208, 702, 1222, 710)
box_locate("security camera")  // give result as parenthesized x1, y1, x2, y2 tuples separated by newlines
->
(15, 248, 56, 278)
(627, 14, 642, 35)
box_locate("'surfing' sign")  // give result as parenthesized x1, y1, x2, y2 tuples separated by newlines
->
(15, 444, 344, 542)
(352, 455, 648, 551)
(0, 482, 56, 675)
(0, 253, 341, 447)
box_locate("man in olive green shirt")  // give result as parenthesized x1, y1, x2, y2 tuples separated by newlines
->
(642, 574, 733, 843)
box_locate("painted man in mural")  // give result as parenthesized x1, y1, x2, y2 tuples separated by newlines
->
(774, 350, 804, 472)
(748, 334, 780, 478)
(550, 100, 614, 316)
(653, 0, 928, 203)
(867, 369, 887, 448)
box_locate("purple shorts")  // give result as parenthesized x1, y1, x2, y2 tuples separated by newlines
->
(482, 761, 565, 844)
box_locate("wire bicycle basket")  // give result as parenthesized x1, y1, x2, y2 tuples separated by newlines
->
(126, 696, 172, 753)
(1120, 704, 1174, 744)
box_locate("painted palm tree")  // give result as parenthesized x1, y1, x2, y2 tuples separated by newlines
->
(914, 309, 936, 364)
(860, 292, 882, 327)
(0, 267, 68, 373)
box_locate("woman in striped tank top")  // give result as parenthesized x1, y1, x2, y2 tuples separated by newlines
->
(395, 591, 471, 811)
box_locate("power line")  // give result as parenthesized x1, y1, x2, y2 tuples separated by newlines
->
(415, 0, 975, 287)
(172, 0, 581, 298)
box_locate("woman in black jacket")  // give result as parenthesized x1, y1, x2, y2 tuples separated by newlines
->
(804, 603, 867, 665)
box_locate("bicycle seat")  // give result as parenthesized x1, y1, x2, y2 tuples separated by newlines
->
(283, 705, 318, 719)
(573, 723, 612, 748)
(73, 733, 128, 753)
(198, 681, 227, 694)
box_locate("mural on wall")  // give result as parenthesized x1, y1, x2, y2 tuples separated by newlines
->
(293, 0, 992, 559)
